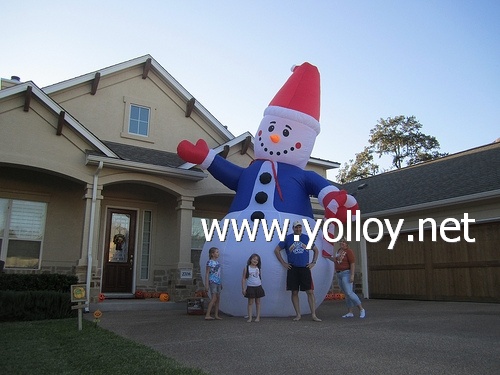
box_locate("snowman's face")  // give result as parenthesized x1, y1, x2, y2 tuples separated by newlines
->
(254, 114, 317, 169)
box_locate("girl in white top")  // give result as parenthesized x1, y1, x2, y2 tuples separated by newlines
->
(241, 253, 265, 322)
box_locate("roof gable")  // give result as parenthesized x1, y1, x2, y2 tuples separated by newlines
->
(0, 82, 118, 158)
(43, 55, 235, 141)
(41, 55, 338, 173)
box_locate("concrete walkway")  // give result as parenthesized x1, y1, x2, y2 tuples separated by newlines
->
(89, 299, 500, 375)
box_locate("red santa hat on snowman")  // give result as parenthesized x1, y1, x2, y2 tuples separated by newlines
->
(264, 62, 321, 135)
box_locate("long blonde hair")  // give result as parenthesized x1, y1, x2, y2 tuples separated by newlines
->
(208, 247, 219, 259)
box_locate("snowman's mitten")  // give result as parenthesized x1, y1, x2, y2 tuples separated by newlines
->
(177, 139, 216, 169)
(319, 186, 359, 223)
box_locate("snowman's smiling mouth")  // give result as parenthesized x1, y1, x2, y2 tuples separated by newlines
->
(258, 138, 302, 156)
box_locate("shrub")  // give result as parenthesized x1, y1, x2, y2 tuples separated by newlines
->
(0, 273, 79, 321)
(0, 290, 76, 322)
(0, 273, 78, 292)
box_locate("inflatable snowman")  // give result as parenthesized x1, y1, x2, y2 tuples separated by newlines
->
(177, 63, 358, 317)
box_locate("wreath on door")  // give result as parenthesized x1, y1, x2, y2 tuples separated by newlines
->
(113, 234, 126, 250)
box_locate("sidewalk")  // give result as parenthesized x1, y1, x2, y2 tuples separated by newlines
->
(89, 299, 500, 375)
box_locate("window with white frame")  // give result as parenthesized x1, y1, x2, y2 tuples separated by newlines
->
(121, 97, 157, 142)
(129, 104, 150, 136)
(0, 198, 47, 269)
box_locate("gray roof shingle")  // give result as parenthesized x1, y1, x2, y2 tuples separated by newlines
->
(102, 141, 186, 168)
(341, 142, 500, 214)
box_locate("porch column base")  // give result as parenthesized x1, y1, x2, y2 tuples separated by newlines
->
(166, 262, 196, 301)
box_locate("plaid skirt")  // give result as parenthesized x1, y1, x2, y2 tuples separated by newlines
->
(244, 285, 265, 299)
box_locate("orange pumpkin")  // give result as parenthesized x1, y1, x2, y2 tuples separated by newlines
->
(98, 293, 105, 302)
(135, 290, 145, 299)
(159, 293, 170, 302)
(93, 309, 103, 319)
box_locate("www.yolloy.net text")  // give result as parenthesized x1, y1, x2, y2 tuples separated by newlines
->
(201, 211, 475, 250)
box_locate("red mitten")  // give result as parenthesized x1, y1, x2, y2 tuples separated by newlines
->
(322, 189, 358, 223)
(323, 190, 346, 220)
(177, 139, 209, 165)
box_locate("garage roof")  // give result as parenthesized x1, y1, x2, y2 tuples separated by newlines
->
(342, 141, 500, 215)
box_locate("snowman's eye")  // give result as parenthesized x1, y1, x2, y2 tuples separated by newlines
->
(268, 125, 275, 132)
(283, 129, 289, 137)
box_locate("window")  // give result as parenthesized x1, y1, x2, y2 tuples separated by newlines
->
(129, 104, 150, 136)
(0, 199, 47, 269)
(191, 217, 211, 250)
(140, 210, 152, 279)
(121, 97, 157, 142)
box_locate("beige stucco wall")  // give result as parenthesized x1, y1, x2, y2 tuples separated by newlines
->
(1, 94, 97, 184)
(0, 167, 86, 271)
(47, 66, 230, 153)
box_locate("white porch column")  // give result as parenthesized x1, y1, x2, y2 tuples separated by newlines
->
(76, 182, 103, 305)
(360, 237, 369, 299)
(78, 183, 103, 266)
(175, 196, 195, 266)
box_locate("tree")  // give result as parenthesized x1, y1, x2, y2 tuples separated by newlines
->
(336, 146, 379, 184)
(369, 115, 447, 169)
(336, 115, 447, 183)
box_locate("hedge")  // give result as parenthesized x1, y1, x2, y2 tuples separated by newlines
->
(0, 273, 78, 292)
(0, 273, 79, 321)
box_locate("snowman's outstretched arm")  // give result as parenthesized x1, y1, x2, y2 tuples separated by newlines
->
(177, 139, 216, 169)
(318, 185, 359, 223)
(177, 139, 244, 191)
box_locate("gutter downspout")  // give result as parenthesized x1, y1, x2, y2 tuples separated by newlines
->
(86, 161, 103, 312)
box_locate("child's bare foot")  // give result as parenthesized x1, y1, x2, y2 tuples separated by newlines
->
(293, 315, 301, 321)
(246, 318, 252, 323)
(254, 318, 260, 322)
(312, 315, 322, 322)
(215, 316, 222, 320)
(205, 316, 214, 320)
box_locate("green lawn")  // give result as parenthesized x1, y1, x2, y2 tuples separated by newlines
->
(0, 318, 207, 375)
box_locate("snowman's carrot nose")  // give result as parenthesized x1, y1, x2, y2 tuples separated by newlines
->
(270, 134, 280, 143)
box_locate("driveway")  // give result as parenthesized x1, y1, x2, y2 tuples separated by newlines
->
(91, 299, 500, 375)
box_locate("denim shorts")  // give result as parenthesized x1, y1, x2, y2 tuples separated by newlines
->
(209, 282, 222, 295)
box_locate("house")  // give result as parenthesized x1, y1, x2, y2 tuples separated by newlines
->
(0, 55, 335, 303)
(344, 141, 500, 302)
(2, 55, 497, 306)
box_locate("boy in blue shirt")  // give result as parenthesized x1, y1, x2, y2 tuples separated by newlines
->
(274, 220, 321, 321)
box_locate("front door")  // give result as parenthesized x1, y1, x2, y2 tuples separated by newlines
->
(102, 208, 136, 293)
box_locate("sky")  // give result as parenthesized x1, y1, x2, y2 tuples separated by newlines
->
(2, 0, 499, 180)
